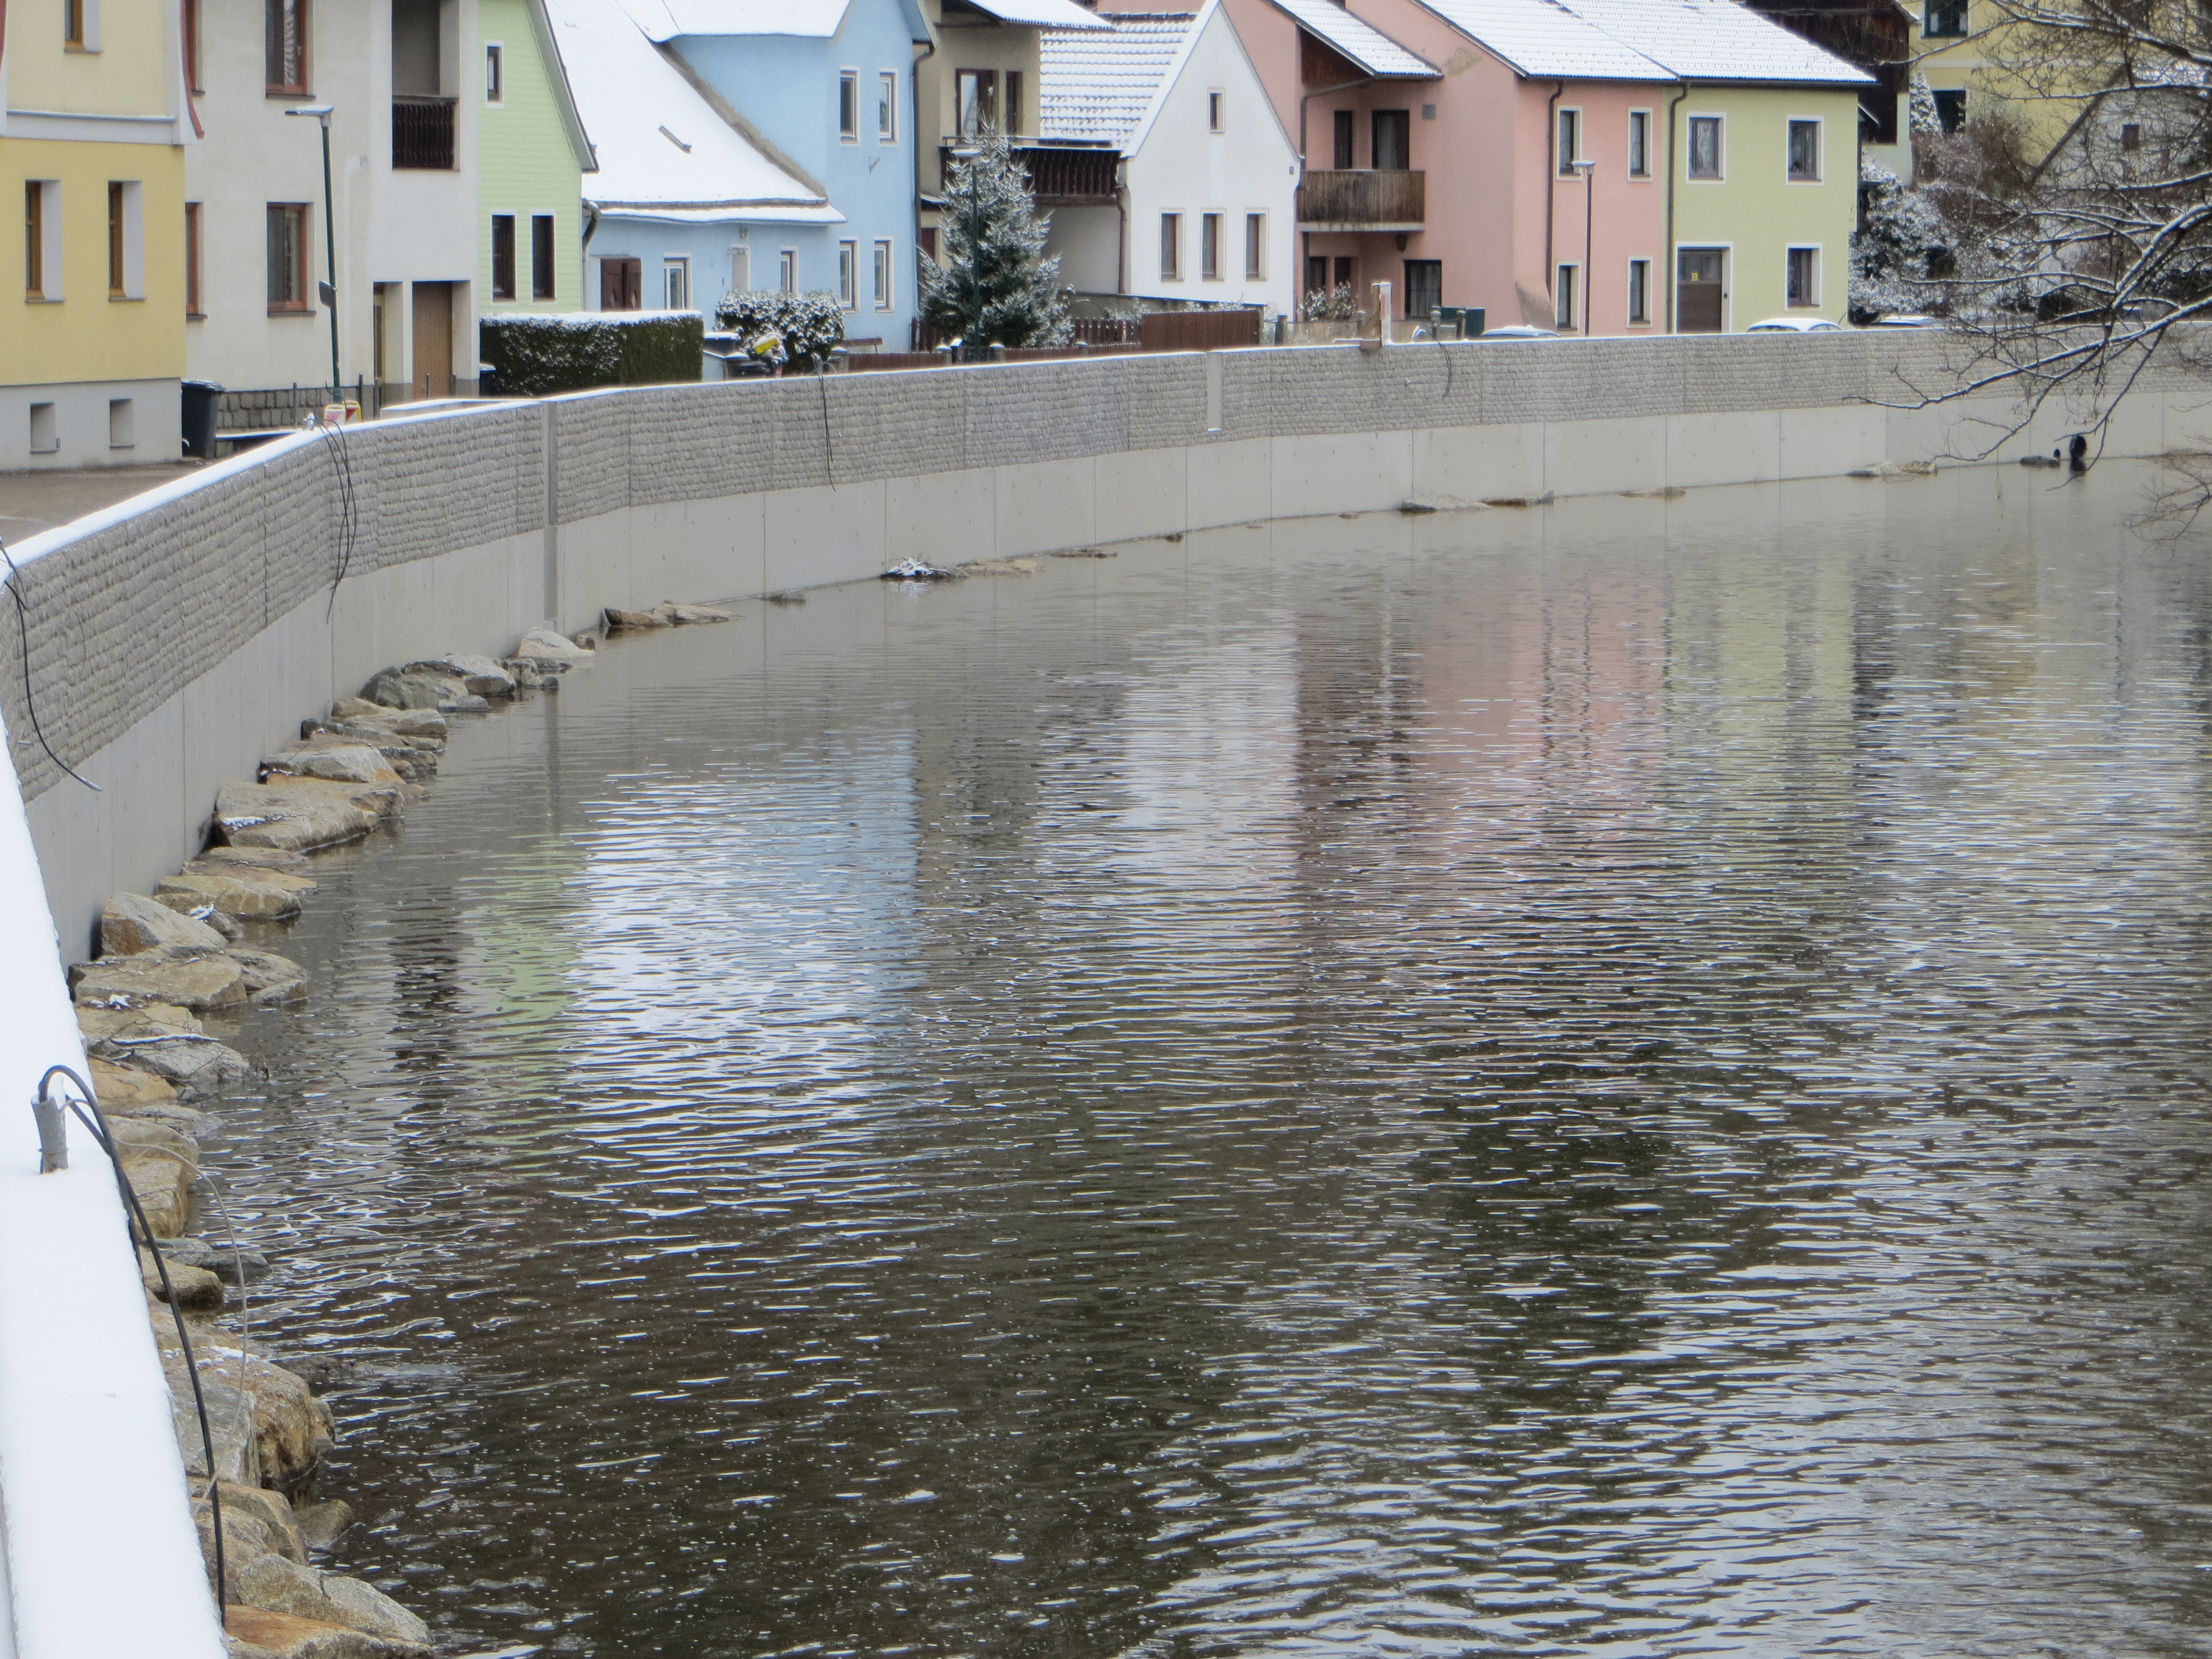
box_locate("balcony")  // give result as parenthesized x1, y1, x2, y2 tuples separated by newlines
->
(938, 142, 1118, 206)
(392, 96, 456, 170)
(1297, 169, 1425, 232)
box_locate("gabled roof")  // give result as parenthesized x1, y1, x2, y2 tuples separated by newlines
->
(1551, 0, 1872, 82)
(1413, 0, 1668, 80)
(951, 0, 1112, 29)
(545, 0, 844, 221)
(617, 0, 853, 38)
(1040, 11, 1199, 144)
(1269, 0, 1436, 78)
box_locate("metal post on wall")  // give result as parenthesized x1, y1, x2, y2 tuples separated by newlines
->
(286, 105, 341, 402)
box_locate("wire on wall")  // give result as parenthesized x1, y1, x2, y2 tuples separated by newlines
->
(0, 538, 100, 792)
(317, 422, 362, 617)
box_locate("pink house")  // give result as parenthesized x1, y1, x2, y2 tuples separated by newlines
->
(1098, 0, 1679, 333)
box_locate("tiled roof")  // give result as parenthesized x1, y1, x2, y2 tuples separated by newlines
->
(1040, 12, 1197, 144)
(546, 0, 841, 217)
(1413, 0, 1665, 79)
(1552, 0, 1872, 82)
(1269, 0, 1436, 77)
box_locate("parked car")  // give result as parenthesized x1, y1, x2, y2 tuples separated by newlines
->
(1746, 317, 1845, 332)
(1479, 325, 1561, 341)
(1861, 314, 1944, 328)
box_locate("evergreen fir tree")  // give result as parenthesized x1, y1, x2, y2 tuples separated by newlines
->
(921, 133, 1072, 349)
(1908, 70, 1941, 137)
(1849, 156, 1950, 322)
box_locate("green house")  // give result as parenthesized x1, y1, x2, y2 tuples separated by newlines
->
(479, 0, 596, 315)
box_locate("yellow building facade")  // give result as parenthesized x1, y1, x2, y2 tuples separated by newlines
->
(1, 0, 191, 469)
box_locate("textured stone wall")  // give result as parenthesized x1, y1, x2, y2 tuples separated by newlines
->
(0, 332, 2157, 807)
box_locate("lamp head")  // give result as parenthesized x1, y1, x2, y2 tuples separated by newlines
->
(285, 103, 335, 127)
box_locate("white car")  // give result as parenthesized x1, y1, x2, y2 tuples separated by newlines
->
(1479, 325, 1562, 341)
(1746, 317, 1846, 332)
(1860, 314, 1944, 328)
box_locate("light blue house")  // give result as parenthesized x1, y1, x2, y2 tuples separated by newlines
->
(548, 0, 931, 348)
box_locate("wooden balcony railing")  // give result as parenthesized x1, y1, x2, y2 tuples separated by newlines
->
(1296, 169, 1425, 230)
(393, 97, 456, 170)
(939, 143, 1118, 205)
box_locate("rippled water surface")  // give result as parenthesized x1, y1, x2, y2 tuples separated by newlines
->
(211, 464, 2212, 1658)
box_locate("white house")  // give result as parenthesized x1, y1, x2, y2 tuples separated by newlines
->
(1039, 0, 1298, 316)
(185, 0, 489, 428)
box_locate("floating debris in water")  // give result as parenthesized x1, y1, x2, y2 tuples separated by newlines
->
(881, 559, 955, 581)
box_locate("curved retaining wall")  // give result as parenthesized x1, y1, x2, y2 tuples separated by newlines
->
(0, 331, 2194, 1657)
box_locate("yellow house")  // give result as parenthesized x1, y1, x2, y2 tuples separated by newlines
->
(1, 0, 190, 469)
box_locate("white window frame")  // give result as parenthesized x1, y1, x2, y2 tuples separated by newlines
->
(838, 69, 860, 142)
(1557, 106, 1582, 174)
(873, 238, 893, 309)
(1554, 261, 1579, 332)
(879, 70, 899, 142)
(1786, 116, 1822, 182)
(729, 243, 750, 293)
(1686, 113, 1724, 181)
(1785, 242, 1822, 308)
(1627, 108, 1652, 179)
(779, 249, 796, 293)
(662, 256, 691, 311)
(838, 239, 858, 309)
(1626, 255, 1651, 325)
(1200, 211, 1222, 281)
(485, 40, 504, 104)
(1160, 211, 1182, 282)
(1244, 211, 1265, 281)
(1207, 88, 1225, 132)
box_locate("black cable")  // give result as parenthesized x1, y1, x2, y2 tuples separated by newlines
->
(0, 538, 99, 792)
(36, 1065, 226, 1604)
(818, 362, 836, 492)
(317, 423, 361, 618)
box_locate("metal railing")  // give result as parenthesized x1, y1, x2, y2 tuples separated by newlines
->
(1296, 169, 1426, 229)
(392, 96, 456, 170)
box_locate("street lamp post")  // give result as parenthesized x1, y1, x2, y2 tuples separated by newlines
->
(1572, 158, 1595, 338)
(285, 105, 341, 403)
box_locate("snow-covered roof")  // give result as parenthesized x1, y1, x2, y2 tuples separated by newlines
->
(1551, 0, 1872, 82)
(1413, 0, 1667, 80)
(953, 0, 1111, 29)
(616, 0, 853, 38)
(1269, 0, 1435, 77)
(545, 0, 843, 219)
(1040, 12, 1199, 144)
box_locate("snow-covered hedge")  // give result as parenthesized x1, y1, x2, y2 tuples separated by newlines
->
(478, 311, 705, 398)
(714, 291, 846, 371)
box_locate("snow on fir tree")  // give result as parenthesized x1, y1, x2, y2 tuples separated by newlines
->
(921, 134, 1072, 349)
(1849, 156, 1950, 323)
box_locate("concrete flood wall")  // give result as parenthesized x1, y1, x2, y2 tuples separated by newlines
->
(0, 329, 2194, 1658)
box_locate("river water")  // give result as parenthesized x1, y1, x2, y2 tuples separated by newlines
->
(210, 462, 2212, 1658)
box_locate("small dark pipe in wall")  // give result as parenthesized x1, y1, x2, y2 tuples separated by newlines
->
(2069, 433, 2089, 472)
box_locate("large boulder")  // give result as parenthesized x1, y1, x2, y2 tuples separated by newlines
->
(214, 778, 396, 852)
(231, 948, 308, 1005)
(513, 624, 592, 666)
(101, 891, 229, 957)
(401, 653, 514, 697)
(604, 606, 672, 632)
(89, 1055, 178, 1109)
(110, 1115, 200, 1165)
(79, 1005, 252, 1094)
(358, 667, 484, 713)
(159, 867, 312, 922)
(120, 1145, 192, 1235)
(260, 744, 402, 787)
(224, 1605, 429, 1659)
(196, 844, 312, 873)
(236, 1558, 430, 1649)
(72, 949, 247, 1013)
(142, 1248, 227, 1309)
(661, 601, 733, 624)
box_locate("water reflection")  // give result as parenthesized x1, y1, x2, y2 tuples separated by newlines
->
(213, 463, 2212, 1657)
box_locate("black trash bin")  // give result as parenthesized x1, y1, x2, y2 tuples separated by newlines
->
(181, 380, 223, 460)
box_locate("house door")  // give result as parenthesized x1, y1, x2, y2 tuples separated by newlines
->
(411, 280, 454, 401)
(1677, 248, 1725, 333)
(601, 255, 641, 311)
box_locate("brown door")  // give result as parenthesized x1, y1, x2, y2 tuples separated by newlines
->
(601, 256, 641, 311)
(1677, 248, 1725, 333)
(410, 281, 454, 401)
